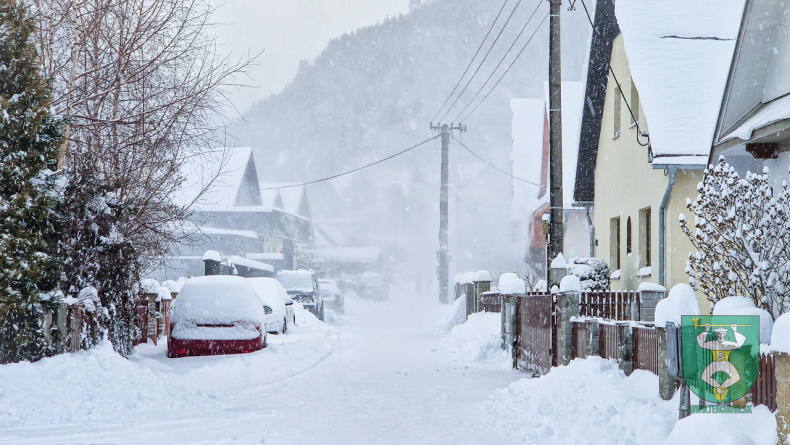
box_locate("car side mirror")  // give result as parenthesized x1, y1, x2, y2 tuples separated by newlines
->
(263, 306, 273, 315)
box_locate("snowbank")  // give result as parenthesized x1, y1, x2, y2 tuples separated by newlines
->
(550, 253, 567, 269)
(712, 296, 773, 344)
(488, 358, 676, 443)
(0, 302, 337, 430)
(654, 284, 700, 328)
(436, 294, 468, 332)
(202, 249, 221, 262)
(488, 357, 777, 444)
(637, 282, 666, 293)
(443, 312, 507, 364)
(498, 272, 525, 295)
(771, 312, 790, 354)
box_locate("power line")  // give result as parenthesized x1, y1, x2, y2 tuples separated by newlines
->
(452, 134, 540, 187)
(451, 0, 545, 123)
(457, 11, 549, 123)
(430, 0, 511, 123)
(438, 0, 524, 123)
(260, 135, 440, 190)
(578, 0, 650, 148)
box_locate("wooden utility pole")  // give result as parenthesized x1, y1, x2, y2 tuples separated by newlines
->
(430, 122, 465, 303)
(548, 0, 564, 279)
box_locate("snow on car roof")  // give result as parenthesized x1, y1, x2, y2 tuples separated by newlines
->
(276, 270, 314, 292)
(170, 275, 265, 325)
(248, 277, 288, 311)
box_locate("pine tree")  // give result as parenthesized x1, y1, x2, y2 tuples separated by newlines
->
(0, 0, 63, 363)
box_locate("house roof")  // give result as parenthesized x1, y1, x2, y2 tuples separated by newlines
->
(715, 0, 790, 146)
(260, 183, 310, 218)
(573, 0, 619, 204)
(616, 0, 744, 159)
(173, 147, 257, 209)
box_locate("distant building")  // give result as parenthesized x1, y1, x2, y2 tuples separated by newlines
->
(510, 81, 587, 278)
(160, 147, 313, 279)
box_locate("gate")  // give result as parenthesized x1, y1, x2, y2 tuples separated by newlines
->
(515, 294, 557, 376)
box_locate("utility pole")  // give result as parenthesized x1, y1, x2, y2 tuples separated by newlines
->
(430, 122, 465, 303)
(548, 0, 564, 284)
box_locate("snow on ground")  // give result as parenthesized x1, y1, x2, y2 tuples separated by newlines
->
(0, 283, 780, 444)
(442, 312, 509, 365)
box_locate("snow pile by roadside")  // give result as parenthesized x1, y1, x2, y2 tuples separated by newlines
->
(436, 293, 468, 332)
(488, 357, 776, 444)
(0, 302, 336, 429)
(443, 312, 507, 365)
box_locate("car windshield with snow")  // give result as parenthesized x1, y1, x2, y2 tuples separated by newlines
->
(167, 275, 267, 358)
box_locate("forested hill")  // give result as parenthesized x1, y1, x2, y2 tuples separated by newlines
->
(234, 0, 593, 275)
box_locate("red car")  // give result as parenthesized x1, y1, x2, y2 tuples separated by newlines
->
(167, 275, 268, 358)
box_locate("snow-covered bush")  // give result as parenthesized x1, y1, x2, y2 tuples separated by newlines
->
(680, 157, 790, 319)
(565, 257, 610, 292)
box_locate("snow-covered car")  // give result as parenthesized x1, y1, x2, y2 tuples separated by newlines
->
(358, 272, 389, 301)
(276, 269, 324, 321)
(318, 279, 344, 314)
(167, 275, 267, 358)
(248, 277, 295, 333)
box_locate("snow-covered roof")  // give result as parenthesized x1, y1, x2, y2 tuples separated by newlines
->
(199, 227, 260, 240)
(227, 255, 274, 273)
(615, 0, 744, 159)
(313, 247, 382, 264)
(724, 94, 790, 143)
(510, 98, 544, 221)
(246, 252, 285, 262)
(260, 183, 306, 216)
(173, 147, 255, 209)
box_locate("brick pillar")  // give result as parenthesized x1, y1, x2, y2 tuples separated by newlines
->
(557, 291, 581, 366)
(776, 353, 790, 443)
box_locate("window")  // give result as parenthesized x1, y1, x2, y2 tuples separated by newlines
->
(626, 216, 632, 255)
(610, 217, 621, 270)
(613, 85, 621, 138)
(630, 82, 640, 125)
(639, 207, 652, 267)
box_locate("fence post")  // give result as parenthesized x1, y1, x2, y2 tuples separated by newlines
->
(473, 279, 491, 313)
(637, 286, 666, 322)
(464, 283, 474, 318)
(618, 322, 634, 375)
(776, 353, 790, 443)
(556, 290, 581, 366)
(656, 326, 677, 400)
(586, 319, 599, 356)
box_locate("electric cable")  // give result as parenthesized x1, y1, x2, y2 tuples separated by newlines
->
(260, 135, 440, 190)
(578, 0, 650, 148)
(437, 0, 524, 123)
(430, 0, 511, 123)
(452, 134, 540, 187)
(457, 11, 549, 123)
(451, 0, 545, 123)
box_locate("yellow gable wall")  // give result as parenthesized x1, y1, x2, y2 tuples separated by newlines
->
(592, 35, 711, 314)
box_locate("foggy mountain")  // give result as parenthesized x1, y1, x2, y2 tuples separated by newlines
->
(234, 0, 593, 281)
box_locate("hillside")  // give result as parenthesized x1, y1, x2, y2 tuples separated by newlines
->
(234, 0, 593, 278)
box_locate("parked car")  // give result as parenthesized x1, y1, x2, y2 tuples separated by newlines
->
(249, 277, 295, 333)
(276, 269, 324, 321)
(167, 275, 267, 358)
(318, 278, 344, 314)
(358, 272, 389, 301)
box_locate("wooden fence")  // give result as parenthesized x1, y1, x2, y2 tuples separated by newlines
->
(752, 353, 777, 411)
(598, 323, 620, 360)
(514, 293, 556, 376)
(579, 291, 638, 321)
(632, 326, 660, 375)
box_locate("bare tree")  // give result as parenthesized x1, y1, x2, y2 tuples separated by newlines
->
(31, 0, 256, 354)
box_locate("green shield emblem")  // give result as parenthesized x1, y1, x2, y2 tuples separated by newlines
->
(681, 315, 760, 404)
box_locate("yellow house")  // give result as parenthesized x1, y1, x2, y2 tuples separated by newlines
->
(575, 0, 745, 313)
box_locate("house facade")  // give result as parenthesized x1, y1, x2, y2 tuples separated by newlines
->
(583, 0, 745, 313)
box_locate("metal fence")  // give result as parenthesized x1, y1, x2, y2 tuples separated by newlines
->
(632, 326, 660, 375)
(579, 291, 639, 321)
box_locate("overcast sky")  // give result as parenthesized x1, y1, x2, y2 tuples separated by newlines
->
(210, 0, 411, 115)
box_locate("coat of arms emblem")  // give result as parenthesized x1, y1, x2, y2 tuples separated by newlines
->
(681, 315, 760, 404)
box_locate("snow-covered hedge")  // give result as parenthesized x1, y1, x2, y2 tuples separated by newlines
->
(564, 257, 611, 292)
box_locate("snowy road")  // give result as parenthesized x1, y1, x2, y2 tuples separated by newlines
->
(0, 287, 522, 444)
